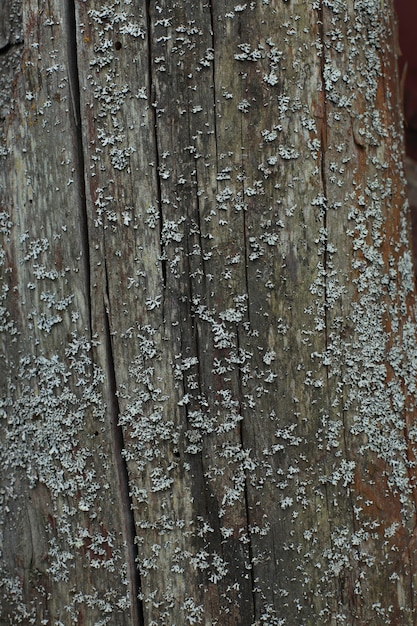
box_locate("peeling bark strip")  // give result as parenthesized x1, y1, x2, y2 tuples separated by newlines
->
(1, 0, 417, 624)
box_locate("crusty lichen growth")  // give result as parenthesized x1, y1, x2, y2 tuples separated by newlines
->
(0, 1, 133, 623)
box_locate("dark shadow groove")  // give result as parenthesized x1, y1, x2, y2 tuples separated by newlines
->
(208, 1, 256, 618)
(317, 0, 329, 353)
(236, 322, 256, 622)
(317, 2, 358, 617)
(237, 27, 256, 626)
(0, 40, 23, 56)
(64, 0, 92, 337)
(145, 0, 167, 301)
(64, 3, 144, 623)
(103, 259, 144, 626)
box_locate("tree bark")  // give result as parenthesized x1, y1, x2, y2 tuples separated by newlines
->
(1, 1, 416, 624)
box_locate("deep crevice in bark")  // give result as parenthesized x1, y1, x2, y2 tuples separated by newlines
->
(236, 330, 256, 621)
(208, 0, 219, 168)
(318, 3, 357, 613)
(236, 19, 256, 621)
(317, 2, 329, 353)
(145, 1, 167, 303)
(0, 40, 23, 56)
(317, 2, 340, 611)
(103, 259, 144, 626)
(235, 207, 256, 619)
(64, 0, 91, 337)
(65, 4, 143, 623)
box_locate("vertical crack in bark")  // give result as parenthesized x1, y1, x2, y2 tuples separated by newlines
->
(145, 1, 166, 307)
(0, 41, 23, 56)
(65, 3, 143, 622)
(236, 20, 256, 621)
(203, 4, 255, 615)
(318, 2, 356, 611)
(317, 1, 340, 610)
(208, 0, 219, 167)
(64, 0, 92, 337)
(103, 259, 144, 626)
(238, 210, 256, 617)
(317, 2, 329, 354)
(236, 327, 256, 620)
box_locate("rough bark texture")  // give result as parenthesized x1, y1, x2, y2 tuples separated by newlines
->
(1, 1, 416, 625)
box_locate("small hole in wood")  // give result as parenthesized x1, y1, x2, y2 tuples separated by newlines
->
(114, 41, 122, 50)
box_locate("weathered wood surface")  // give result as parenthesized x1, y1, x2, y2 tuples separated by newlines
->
(1, 1, 417, 624)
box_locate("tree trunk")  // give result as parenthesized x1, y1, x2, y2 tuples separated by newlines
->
(1, 1, 416, 624)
